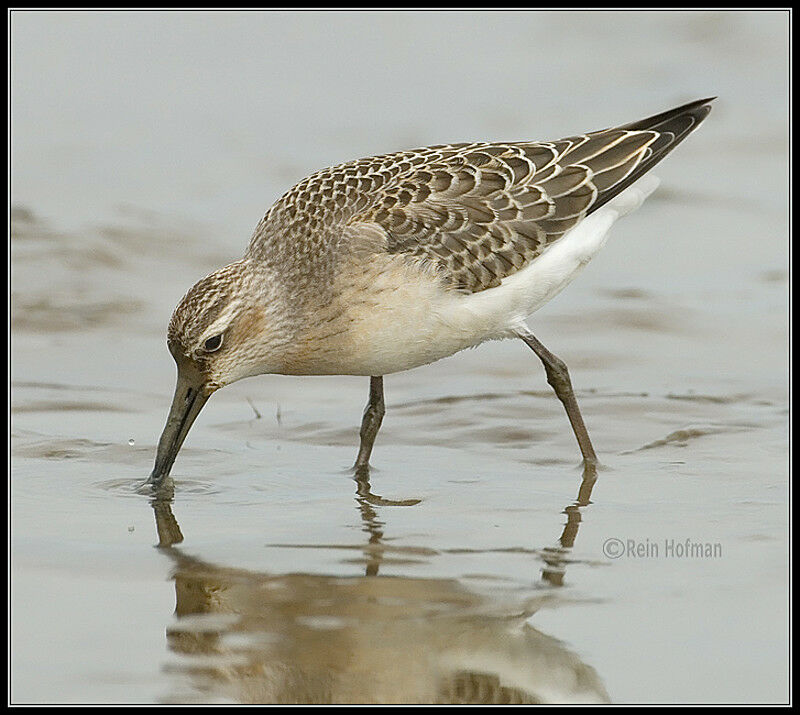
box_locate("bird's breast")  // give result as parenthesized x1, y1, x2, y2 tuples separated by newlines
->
(279, 254, 507, 376)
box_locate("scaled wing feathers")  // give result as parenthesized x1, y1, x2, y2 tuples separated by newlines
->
(254, 98, 713, 293)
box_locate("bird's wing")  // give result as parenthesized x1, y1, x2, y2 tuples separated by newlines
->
(350, 133, 659, 292)
(255, 99, 712, 292)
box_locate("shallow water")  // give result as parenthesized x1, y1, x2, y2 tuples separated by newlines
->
(10, 10, 788, 704)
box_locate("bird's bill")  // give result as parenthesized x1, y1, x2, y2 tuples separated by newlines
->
(149, 369, 211, 484)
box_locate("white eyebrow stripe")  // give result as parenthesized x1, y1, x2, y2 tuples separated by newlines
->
(200, 300, 242, 343)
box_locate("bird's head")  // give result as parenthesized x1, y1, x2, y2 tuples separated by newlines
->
(149, 259, 290, 483)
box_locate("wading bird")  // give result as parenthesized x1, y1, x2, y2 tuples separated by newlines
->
(149, 98, 714, 485)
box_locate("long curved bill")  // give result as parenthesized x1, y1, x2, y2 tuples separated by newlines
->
(149, 368, 211, 484)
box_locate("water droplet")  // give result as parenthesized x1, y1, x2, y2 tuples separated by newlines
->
(128, 438, 135, 446)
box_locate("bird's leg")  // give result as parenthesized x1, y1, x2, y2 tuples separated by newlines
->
(354, 376, 385, 471)
(515, 327, 598, 471)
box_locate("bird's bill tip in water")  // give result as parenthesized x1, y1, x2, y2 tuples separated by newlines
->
(149, 368, 211, 484)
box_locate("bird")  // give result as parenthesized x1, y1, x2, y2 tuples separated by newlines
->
(148, 97, 714, 486)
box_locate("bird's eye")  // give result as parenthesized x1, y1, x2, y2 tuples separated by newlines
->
(203, 334, 223, 352)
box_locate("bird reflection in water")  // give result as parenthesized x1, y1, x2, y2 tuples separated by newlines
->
(146, 465, 605, 704)
(352, 465, 422, 577)
(540, 465, 598, 587)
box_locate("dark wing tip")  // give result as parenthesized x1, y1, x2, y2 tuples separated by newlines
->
(587, 97, 715, 214)
(616, 96, 716, 133)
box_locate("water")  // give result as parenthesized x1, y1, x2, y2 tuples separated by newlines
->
(10, 10, 788, 704)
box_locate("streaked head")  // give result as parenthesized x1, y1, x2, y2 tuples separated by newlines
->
(149, 259, 287, 483)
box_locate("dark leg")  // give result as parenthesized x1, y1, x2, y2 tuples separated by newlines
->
(516, 327, 598, 470)
(354, 376, 385, 471)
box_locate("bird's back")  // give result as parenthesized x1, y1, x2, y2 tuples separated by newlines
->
(247, 99, 713, 376)
(248, 98, 713, 295)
